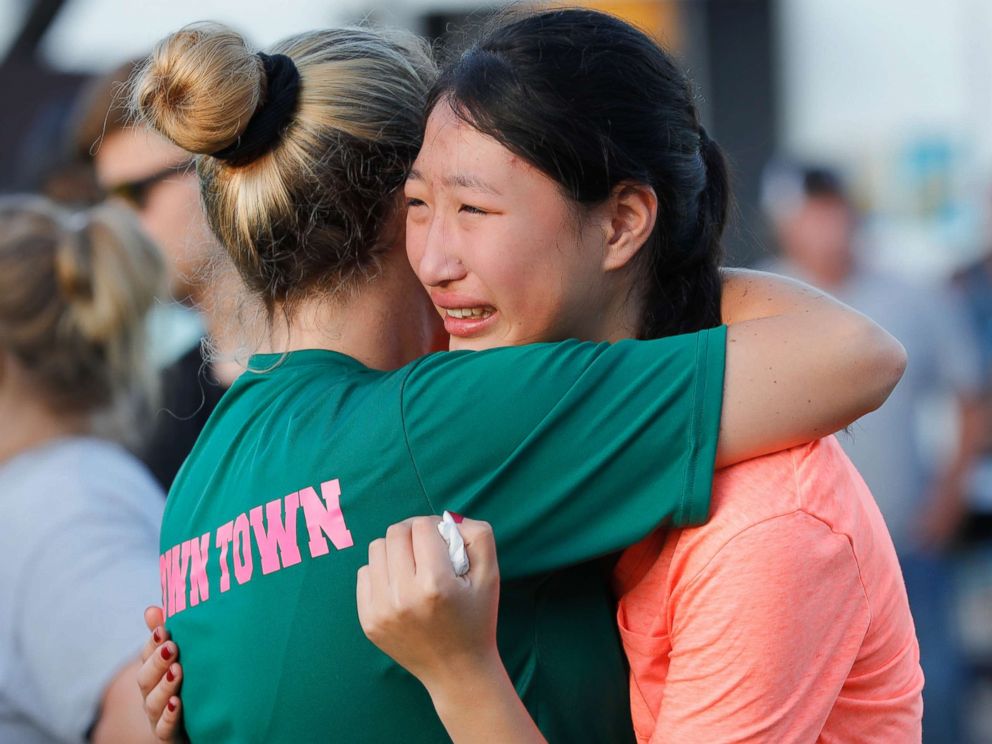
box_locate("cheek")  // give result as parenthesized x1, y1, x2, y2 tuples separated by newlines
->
(147, 185, 208, 273)
(404, 218, 426, 274)
(145, 185, 190, 239)
(483, 225, 577, 332)
(470, 221, 540, 297)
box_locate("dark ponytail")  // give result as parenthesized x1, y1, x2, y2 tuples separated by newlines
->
(640, 126, 729, 338)
(428, 9, 729, 339)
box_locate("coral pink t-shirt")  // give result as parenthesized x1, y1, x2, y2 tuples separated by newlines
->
(613, 437, 923, 743)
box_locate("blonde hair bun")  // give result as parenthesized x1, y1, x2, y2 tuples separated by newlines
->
(131, 24, 436, 309)
(133, 23, 264, 154)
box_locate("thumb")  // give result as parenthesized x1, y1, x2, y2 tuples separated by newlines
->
(144, 605, 165, 632)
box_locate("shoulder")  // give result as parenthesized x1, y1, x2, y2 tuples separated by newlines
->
(404, 340, 602, 378)
(0, 438, 162, 532)
(667, 438, 863, 580)
(57, 438, 163, 503)
(0, 439, 162, 589)
(406, 332, 718, 380)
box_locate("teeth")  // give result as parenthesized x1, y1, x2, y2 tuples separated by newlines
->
(445, 307, 493, 319)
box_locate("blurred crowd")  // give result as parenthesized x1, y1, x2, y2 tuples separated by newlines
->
(3, 11, 992, 744)
(761, 161, 992, 741)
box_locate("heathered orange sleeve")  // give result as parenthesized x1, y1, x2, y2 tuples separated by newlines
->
(650, 512, 870, 743)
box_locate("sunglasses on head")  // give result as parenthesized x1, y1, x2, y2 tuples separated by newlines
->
(105, 158, 195, 209)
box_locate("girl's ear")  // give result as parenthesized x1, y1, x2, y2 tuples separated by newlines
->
(602, 182, 658, 272)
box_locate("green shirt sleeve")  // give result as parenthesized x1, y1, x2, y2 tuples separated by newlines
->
(400, 326, 726, 578)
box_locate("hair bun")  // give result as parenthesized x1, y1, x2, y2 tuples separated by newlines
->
(132, 23, 265, 154)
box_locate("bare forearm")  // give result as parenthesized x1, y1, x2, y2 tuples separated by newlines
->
(716, 269, 906, 467)
(425, 655, 547, 744)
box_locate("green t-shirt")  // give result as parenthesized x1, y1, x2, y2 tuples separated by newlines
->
(160, 328, 725, 743)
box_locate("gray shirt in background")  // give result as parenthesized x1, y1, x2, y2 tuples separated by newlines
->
(0, 437, 163, 744)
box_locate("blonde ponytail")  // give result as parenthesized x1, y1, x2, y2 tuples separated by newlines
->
(0, 196, 164, 440)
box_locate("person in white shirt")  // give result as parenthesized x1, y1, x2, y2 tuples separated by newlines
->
(0, 196, 167, 743)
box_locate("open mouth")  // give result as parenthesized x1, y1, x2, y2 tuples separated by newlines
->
(438, 304, 498, 337)
(444, 306, 495, 320)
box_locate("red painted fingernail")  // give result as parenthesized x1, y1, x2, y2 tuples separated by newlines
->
(166, 668, 176, 683)
(152, 628, 162, 644)
(167, 701, 176, 713)
(160, 645, 172, 661)
(449, 511, 464, 524)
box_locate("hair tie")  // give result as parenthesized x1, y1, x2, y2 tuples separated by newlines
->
(55, 217, 95, 303)
(211, 53, 301, 166)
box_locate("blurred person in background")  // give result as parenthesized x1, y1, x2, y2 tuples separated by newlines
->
(764, 162, 985, 743)
(0, 196, 167, 743)
(69, 61, 242, 490)
(955, 236, 992, 532)
(952, 212, 992, 738)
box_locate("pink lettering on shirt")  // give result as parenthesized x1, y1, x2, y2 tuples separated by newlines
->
(216, 520, 234, 593)
(159, 550, 170, 617)
(161, 476, 354, 614)
(167, 543, 188, 617)
(250, 492, 303, 575)
(232, 513, 254, 585)
(300, 479, 355, 556)
(184, 532, 211, 606)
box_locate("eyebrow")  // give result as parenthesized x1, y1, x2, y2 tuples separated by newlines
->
(406, 168, 502, 196)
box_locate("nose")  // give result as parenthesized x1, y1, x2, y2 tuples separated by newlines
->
(414, 212, 467, 287)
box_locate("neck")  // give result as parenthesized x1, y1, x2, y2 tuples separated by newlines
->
(191, 268, 253, 386)
(265, 249, 437, 370)
(0, 383, 88, 467)
(598, 269, 646, 342)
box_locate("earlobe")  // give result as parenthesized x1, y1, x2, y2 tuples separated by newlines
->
(602, 182, 658, 272)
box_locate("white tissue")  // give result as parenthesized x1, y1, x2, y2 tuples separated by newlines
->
(436, 511, 470, 576)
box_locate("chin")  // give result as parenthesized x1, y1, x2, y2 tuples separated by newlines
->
(447, 336, 501, 352)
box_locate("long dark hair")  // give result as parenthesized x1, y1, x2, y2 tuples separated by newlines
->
(427, 9, 728, 338)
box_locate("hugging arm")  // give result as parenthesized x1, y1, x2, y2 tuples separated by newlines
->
(140, 272, 905, 739)
(716, 268, 906, 468)
(371, 272, 906, 739)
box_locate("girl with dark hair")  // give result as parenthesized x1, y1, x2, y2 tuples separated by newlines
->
(355, 10, 922, 743)
(131, 13, 911, 744)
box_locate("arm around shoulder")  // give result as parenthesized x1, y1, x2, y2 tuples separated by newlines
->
(716, 269, 906, 467)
